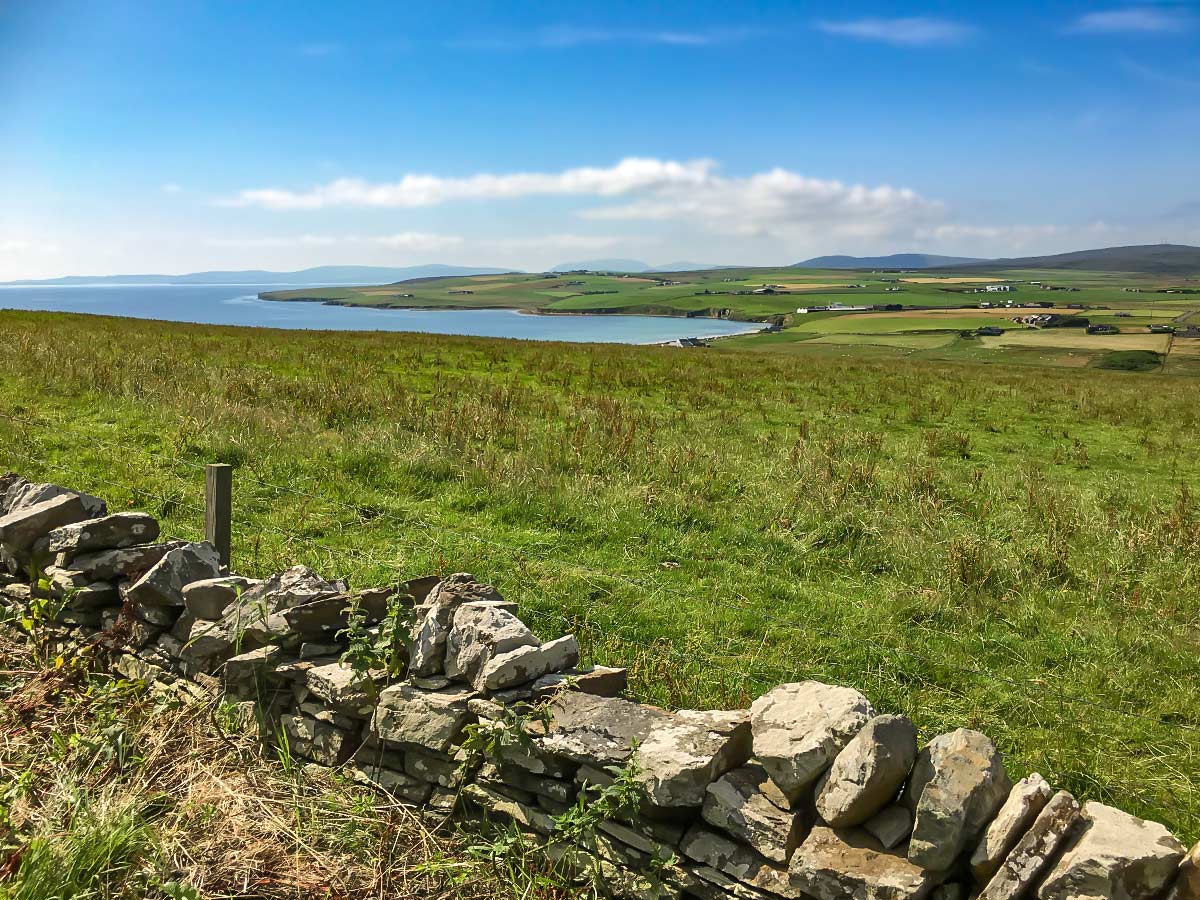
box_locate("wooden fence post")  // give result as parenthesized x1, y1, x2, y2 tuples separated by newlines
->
(205, 463, 233, 571)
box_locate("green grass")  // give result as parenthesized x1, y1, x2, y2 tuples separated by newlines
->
(1095, 349, 1164, 371)
(1, 309, 1199, 840)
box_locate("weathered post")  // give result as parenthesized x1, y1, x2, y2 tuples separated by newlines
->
(205, 463, 233, 570)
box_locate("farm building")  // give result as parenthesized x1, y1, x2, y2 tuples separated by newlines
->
(1087, 324, 1119, 335)
(1148, 324, 1176, 334)
(1177, 326, 1200, 338)
(977, 326, 1005, 336)
(985, 284, 1015, 292)
(447, 289, 474, 295)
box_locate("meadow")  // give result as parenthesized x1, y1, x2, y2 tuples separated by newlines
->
(0, 309, 1198, 842)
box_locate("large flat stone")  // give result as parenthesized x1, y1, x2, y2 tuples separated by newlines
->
(531, 691, 673, 769)
(66, 541, 186, 582)
(47, 512, 159, 556)
(371, 682, 476, 753)
(1037, 801, 1184, 900)
(980, 790, 1079, 900)
(817, 714, 917, 828)
(702, 762, 808, 864)
(680, 825, 798, 898)
(750, 681, 875, 805)
(476, 634, 579, 691)
(905, 729, 1012, 871)
(790, 825, 943, 900)
(182, 575, 257, 620)
(305, 661, 377, 717)
(636, 709, 752, 810)
(1169, 842, 1200, 900)
(0, 492, 105, 561)
(970, 773, 1053, 884)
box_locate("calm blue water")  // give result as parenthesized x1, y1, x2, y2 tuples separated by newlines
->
(0, 284, 762, 344)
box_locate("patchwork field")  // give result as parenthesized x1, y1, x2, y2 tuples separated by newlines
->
(261, 263, 1200, 372)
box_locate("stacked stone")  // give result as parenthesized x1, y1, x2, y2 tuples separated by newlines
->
(3, 472, 1199, 900)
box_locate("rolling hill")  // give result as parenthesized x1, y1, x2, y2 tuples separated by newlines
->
(795, 253, 990, 269)
(3, 264, 514, 286)
(948, 244, 1200, 276)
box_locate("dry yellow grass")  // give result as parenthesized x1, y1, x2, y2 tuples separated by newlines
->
(981, 331, 1171, 352)
(900, 277, 1001, 284)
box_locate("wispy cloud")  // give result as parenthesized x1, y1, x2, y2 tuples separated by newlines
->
(0, 238, 61, 255)
(1070, 6, 1194, 35)
(816, 17, 977, 47)
(298, 42, 343, 57)
(225, 158, 716, 210)
(160, 182, 184, 195)
(450, 24, 759, 50)
(1118, 56, 1200, 89)
(204, 232, 463, 252)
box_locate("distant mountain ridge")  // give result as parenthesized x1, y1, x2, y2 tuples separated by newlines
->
(550, 259, 724, 272)
(2, 264, 514, 286)
(796, 253, 990, 269)
(946, 244, 1200, 276)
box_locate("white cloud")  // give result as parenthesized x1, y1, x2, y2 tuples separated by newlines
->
(226, 158, 716, 210)
(0, 239, 60, 255)
(161, 182, 184, 194)
(816, 17, 977, 46)
(204, 232, 463, 251)
(1071, 7, 1193, 34)
(451, 25, 759, 50)
(578, 168, 945, 242)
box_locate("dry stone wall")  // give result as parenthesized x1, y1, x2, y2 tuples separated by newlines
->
(1, 471, 1196, 900)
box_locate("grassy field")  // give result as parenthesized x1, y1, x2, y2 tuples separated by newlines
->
(260, 265, 1200, 372)
(1, 310, 1198, 841)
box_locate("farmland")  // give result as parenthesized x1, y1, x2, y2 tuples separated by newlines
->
(262, 264, 1200, 373)
(1, 308, 1198, 840)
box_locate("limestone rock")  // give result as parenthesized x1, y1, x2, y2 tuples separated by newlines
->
(243, 565, 348, 612)
(1169, 842, 1200, 900)
(280, 594, 353, 637)
(407, 573, 504, 677)
(305, 661, 377, 717)
(980, 790, 1079, 900)
(817, 714, 917, 828)
(865, 805, 914, 851)
(970, 773, 1053, 883)
(0, 492, 106, 562)
(281, 713, 355, 766)
(905, 729, 1012, 871)
(67, 541, 186, 582)
(2, 481, 105, 518)
(123, 542, 220, 608)
(532, 691, 673, 768)
(178, 618, 237, 675)
(633, 709, 751, 810)
(531, 665, 629, 699)
(477, 634, 580, 691)
(46, 512, 159, 556)
(182, 576, 256, 620)
(790, 825, 943, 900)
(702, 762, 807, 864)
(750, 681, 876, 804)
(371, 682, 476, 753)
(443, 602, 539, 684)
(223, 645, 285, 699)
(1037, 801, 1184, 900)
(680, 826, 796, 897)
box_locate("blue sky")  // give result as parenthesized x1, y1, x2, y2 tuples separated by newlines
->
(1, 0, 1198, 278)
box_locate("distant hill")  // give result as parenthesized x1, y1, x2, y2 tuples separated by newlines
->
(947, 244, 1200, 276)
(551, 259, 727, 273)
(551, 259, 652, 272)
(3, 264, 514, 286)
(796, 253, 990, 269)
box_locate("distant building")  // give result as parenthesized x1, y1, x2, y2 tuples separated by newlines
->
(1087, 324, 1119, 335)
(977, 326, 1005, 336)
(1148, 324, 1176, 334)
(985, 284, 1015, 292)
(448, 289, 474, 295)
(1177, 326, 1200, 338)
